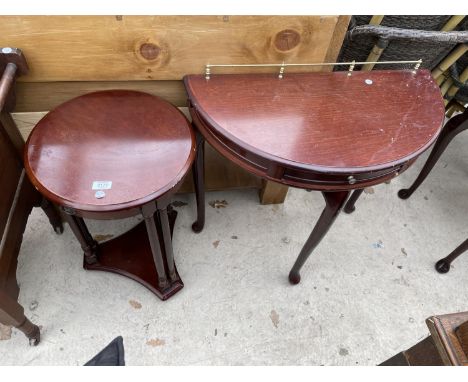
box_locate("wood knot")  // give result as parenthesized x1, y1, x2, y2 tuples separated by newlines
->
(140, 43, 161, 61)
(274, 29, 301, 52)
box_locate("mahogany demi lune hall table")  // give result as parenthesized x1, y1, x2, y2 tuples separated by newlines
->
(185, 69, 445, 284)
(24, 90, 197, 301)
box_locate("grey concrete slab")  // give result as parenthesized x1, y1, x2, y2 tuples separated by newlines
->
(1, 132, 468, 365)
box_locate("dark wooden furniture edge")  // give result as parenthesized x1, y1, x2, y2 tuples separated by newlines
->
(0, 172, 41, 345)
(381, 312, 468, 366)
(379, 336, 444, 366)
(0, 47, 63, 345)
(426, 313, 468, 366)
(23, 92, 197, 218)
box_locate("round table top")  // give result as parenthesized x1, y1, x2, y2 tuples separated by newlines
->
(185, 70, 445, 175)
(25, 90, 195, 213)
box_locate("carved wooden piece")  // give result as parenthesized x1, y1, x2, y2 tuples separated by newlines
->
(0, 47, 62, 345)
(24, 90, 196, 300)
(186, 70, 445, 282)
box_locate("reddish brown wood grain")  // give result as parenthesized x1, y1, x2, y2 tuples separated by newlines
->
(0, 125, 22, 239)
(24, 90, 195, 213)
(185, 70, 444, 190)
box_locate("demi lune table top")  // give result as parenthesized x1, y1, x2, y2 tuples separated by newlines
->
(25, 90, 195, 213)
(185, 70, 444, 174)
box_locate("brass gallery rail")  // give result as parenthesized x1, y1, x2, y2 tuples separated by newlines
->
(204, 59, 423, 79)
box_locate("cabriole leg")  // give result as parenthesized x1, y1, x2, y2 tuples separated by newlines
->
(398, 110, 468, 200)
(0, 290, 40, 346)
(435, 237, 468, 274)
(17, 317, 41, 346)
(289, 190, 351, 284)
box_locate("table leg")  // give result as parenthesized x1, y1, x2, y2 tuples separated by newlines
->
(398, 110, 468, 200)
(82, 206, 183, 300)
(344, 189, 364, 214)
(142, 206, 169, 289)
(63, 212, 98, 265)
(289, 190, 351, 284)
(192, 131, 205, 233)
(158, 205, 177, 281)
(40, 198, 64, 234)
(435, 237, 468, 274)
(0, 289, 40, 346)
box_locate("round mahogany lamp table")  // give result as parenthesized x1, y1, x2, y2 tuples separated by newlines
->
(24, 90, 196, 301)
(185, 70, 445, 284)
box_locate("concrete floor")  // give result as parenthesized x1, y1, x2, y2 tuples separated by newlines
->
(1, 133, 468, 365)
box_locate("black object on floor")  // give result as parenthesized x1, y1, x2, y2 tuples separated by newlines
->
(84, 336, 125, 366)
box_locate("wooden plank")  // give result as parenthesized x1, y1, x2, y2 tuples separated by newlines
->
(259, 180, 289, 205)
(178, 145, 262, 194)
(11, 111, 46, 138)
(0, 16, 342, 82)
(12, 111, 262, 194)
(323, 15, 351, 67)
(15, 80, 187, 112)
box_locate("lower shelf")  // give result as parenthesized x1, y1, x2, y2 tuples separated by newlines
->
(84, 209, 183, 301)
